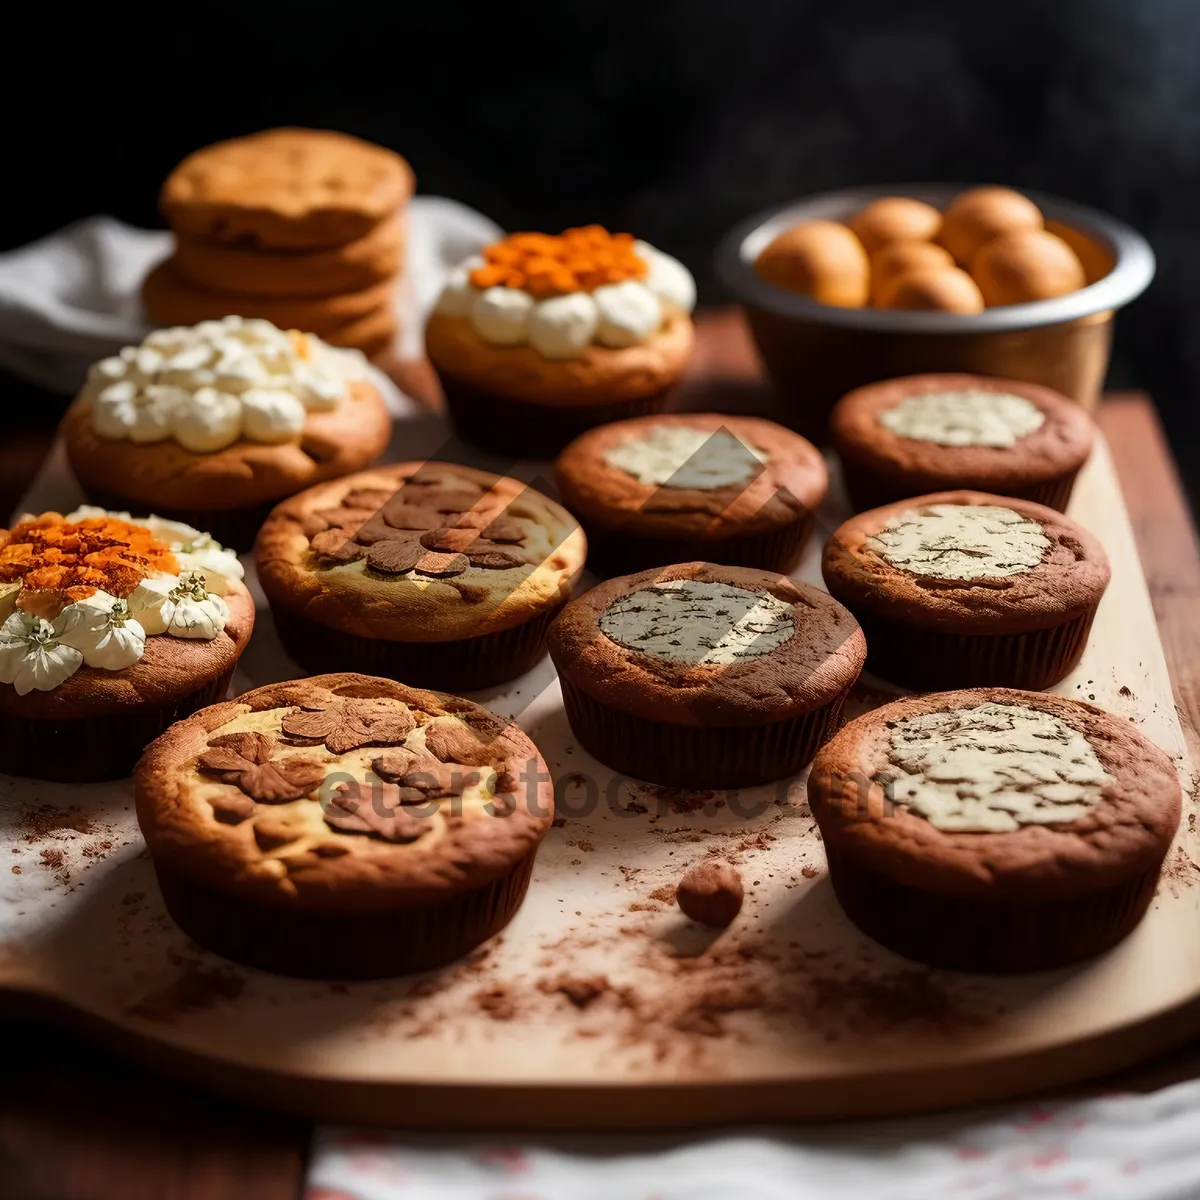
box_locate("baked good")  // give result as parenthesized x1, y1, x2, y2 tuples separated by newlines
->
(875, 265, 984, 312)
(848, 197, 942, 254)
(809, 688, 1181, 971)
(62, 317, 392, 550)
(318, 305, 399, 358)
(141, 258, 395, 339)
(160, 128, 414, 251)
(135, 673, 554, 978)
(547, 562, 866, 789)
(753, 220, 870, 307)
(822, 490, 1110, 691)
(0, 507, 253, 782)
(970, 228, 1088, 306)
(830, 373, 1095, 512)
(255, 462, 587, 690)
(555, 413, 827, 576)
(937, 186, 1044, 266)
(172, 214, 405, 298)
(425, 226, 696, 458)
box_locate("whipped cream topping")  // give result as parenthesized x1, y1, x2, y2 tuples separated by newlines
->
(882, 702, 1112, 832)
(0, 508, 241, 695)
(867, 503, 1049, 580)
(434, 240, 695, 360)
(879, 388, 1046, 448)
(599, 579, 795, 666)
(84, 316, 367, 452)
(603, 425, 769, 489)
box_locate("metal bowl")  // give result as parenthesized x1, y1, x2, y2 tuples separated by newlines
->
(714, 184, 1155, 440)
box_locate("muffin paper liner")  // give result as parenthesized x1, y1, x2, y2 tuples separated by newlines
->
(843, 467, 1081, 516)
(82, 485, 277, 553)
(0, 668, 236, 784)
(271, 603, 560, 692)
(438, 373, 676, 460)
(559, 676, 850, 790)
(580, 509, 816, 579)
(850, 606, 1097, 692)
(823, 844, 1166, 972)
(152, 850, 538, 979)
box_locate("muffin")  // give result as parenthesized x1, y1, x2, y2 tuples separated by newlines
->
(135, 673, 554, 978)
(548, 563, 866, 789)
(555, 413, 828, 576)
(255, 462, 587, 691)
(809, 688, 1181, 971)
(62, 316, 392, 550)
(0, 507, 254, 782)
(822, 491, 1110, 691)
(425, 226, 696, 458)
(830, 373, 1095, 512)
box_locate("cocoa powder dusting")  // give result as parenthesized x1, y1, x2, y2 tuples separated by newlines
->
(126, 958, 245, 1023)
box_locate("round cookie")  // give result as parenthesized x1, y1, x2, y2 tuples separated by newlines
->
(822, 490, 1111, 691)
(809, 688, 1181, 971)
(0, 507, 254, 782)
(63, 318, 392, 550)
(142, 257, 395, 339)
(322, 304, 399, 359)
(255, 462, 587, 691)
(555, 413, 828, 576)
(172, 215, 405, 298)
(547, 562, 866, 789)
(830, 373, 1095, 512)
(161, 128, 415, 251)
(135, 673, 555, 978)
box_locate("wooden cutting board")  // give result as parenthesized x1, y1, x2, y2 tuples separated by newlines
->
(0, 435, 1195, 1129)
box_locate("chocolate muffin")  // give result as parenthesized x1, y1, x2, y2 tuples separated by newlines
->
(555, 413, 828, 576)
(809, 688, 1181, 971)
(0, 507, 254, 781)
(548, 562, 866, 789)
(136, 673, 554, 978)
(822, 491, 1110, 691)
(255, 462, 587, 691)
(830, 373, 1095, 513)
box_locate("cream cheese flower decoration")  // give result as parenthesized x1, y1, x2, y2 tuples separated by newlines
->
(57, 592, 147, 671)
(0, 611, 84, 695)
(159, 572, 230, 639)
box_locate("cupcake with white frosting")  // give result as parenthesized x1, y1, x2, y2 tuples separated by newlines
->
(425, 226, 696, 458)
(62, 316, 392, 549)
(0, 506, 254, 781)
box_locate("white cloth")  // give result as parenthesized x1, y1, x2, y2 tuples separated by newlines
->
(309, 1079, 1200, 1199)
(0, 196, 501, 398)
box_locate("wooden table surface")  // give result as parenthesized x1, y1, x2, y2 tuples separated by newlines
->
(2, 310, 1198, 1199)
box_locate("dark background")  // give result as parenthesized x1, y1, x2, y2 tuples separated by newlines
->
(5, 0, 1198, 509)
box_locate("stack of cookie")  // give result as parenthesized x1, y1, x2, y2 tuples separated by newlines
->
(143, 128, 414, 359)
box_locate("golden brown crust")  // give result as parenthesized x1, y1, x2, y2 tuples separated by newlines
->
(555, 413, 828, 541)
(809, 687, 1181, 903)
(822, 490, 1111, 635)
(547, 562, 866, 727)
(0, 580, 254, 719)
(134, 672, 554, 912)
(172, 214, 405, 298)
(255, 462, 587, 643)
(424, 308, 693, 407)
(160, 129, 415, 250)
(830, 373, 1095, 495)
(62, 380, 392, 512)
(142, 258, 396, 338)
(320, 305, 399, 357)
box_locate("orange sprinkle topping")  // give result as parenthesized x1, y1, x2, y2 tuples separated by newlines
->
(0, 515, 179, 605)
(470, 226, 648, 298)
